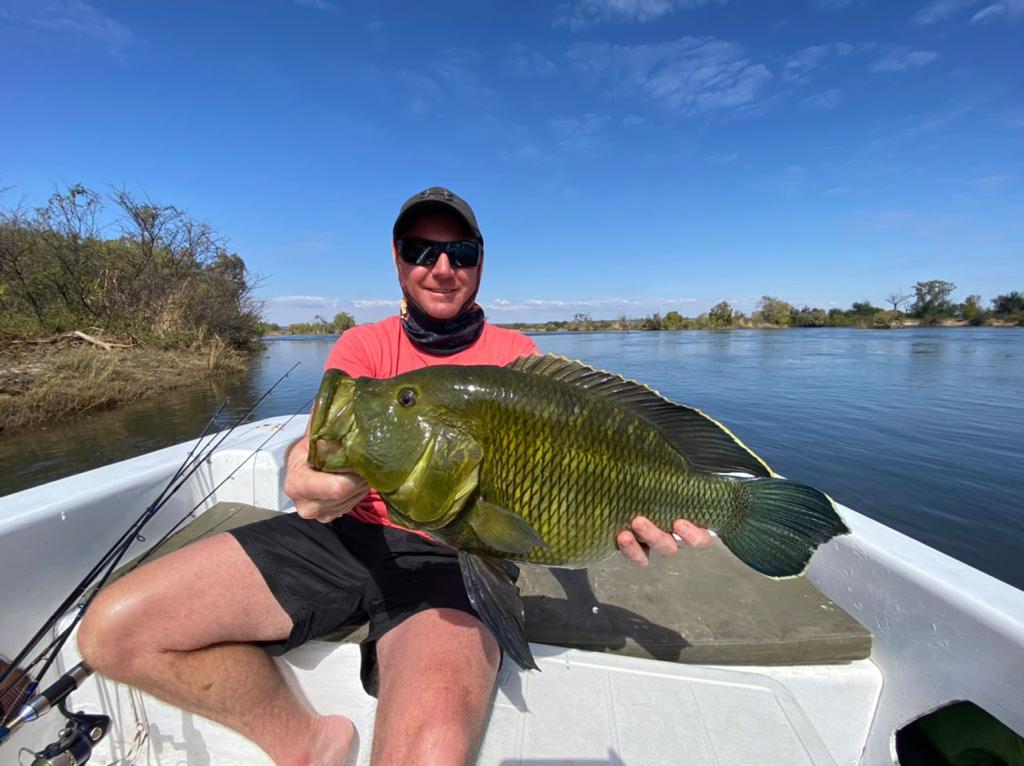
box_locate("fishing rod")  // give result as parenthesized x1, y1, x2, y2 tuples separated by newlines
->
(0, 402, 230, 705)
(0, 364, 297, 698)
(0, 363, 306, 757)
(1, 394, 314, 760)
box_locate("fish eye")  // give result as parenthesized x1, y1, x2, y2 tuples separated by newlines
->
(398, 388, 417, 408)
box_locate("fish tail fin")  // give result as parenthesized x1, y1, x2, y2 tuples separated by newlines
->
(718, 479, 850, 579)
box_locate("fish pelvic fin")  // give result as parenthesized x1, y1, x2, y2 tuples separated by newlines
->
(720, 478, 850, 578)
(507, 354, 773, 478)
(467, 499, 551, 554)
(458, 550, 538, 671)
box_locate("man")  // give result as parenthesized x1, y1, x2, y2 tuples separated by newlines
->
(78, 187, 711, 766)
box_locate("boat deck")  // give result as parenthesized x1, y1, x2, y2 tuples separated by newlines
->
(63, 627, 882, 765)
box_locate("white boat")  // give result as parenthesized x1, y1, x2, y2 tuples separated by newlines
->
(1, 415, 1022, 765)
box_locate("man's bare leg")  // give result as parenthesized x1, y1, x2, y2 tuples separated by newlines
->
(371, 608, 500, 766)
(77, 533, 353, 766)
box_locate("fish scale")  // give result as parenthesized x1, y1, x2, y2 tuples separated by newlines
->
(449, 366, 736, 566)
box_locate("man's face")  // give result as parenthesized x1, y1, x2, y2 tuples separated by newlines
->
(394, 211, 482, 321)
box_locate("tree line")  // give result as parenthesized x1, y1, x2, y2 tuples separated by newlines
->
(260, 312, 355, 336)
(0, 184, 262, 348)
(499, 281, 1024, 333)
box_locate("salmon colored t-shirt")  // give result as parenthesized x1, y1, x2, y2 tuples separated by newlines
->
(323, 315, 539, 531)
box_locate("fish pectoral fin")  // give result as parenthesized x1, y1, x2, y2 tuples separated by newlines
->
(466, 499, 550, 554)
(458, 550, 538, 672)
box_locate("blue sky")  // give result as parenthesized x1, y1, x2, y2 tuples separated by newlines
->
(2, 0, 1021, 324)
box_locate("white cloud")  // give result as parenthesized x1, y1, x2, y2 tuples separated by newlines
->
(505, 43, 558, 76)
(912, 0, 981, 23)
(395, 72, 442, 115)
(485, 297, 697, 313)
(396, 49, 496, 114)
(30, 0, 136, 57)
(783, 42, 853, 83)
(555, 0, 725, 29)
(800, 88, 843, 109)
(567, 37, 772, 115)
(912, 0, 1023, 22)
(550, 113, 611, 152)
(869, 47, 938, 72)
(292, 0, 339, 11)
(503, 143, 544, 162)
(267, 295, 338, 307)
(971, 0, 1024, 22)
(968, 174, 1009, 189)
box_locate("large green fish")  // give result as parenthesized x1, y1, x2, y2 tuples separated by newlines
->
(308, 354, 849, 669)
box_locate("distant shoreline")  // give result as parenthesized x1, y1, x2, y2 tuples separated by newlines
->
(259, 319, 1022, 340)
(495, 319, 1023, 333)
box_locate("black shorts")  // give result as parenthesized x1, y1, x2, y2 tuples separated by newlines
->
(229, 512, 517, 696)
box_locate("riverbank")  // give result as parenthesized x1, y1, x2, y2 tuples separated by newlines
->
(0, 339, 251, 433)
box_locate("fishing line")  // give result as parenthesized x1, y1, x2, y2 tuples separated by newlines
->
(0, 363, 301, 714)
(129, 395, 315, 572)
(0, 405, 228, 706)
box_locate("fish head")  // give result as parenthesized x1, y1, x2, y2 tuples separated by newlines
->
(308, 368, 483, 531)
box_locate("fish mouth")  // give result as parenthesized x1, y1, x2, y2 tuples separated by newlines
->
(308, 372, 357, 471)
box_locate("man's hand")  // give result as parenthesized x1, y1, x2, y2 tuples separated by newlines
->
(283, 438, 369, 523)
(616, 516, 712, 567)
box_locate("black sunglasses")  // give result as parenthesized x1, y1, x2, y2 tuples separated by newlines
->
(395, 238, 482, 268)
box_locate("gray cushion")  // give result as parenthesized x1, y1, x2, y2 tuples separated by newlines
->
(126, 502, 871, 665)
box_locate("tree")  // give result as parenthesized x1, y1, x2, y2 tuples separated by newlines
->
(960, 295, 986, 325)
(663, 310, 685, 330)
(1, 183, 261, 346)
(639, 312, 664, 330)
(792, 306, 828, 327)
(827, 308, 852, 327)
(707, 301, 733, 328)
(850, 300, 883, 317)
(754, 296, 793, 326)
(885, 291, 911, 313)
(569, 312, 593, 331)
(331, 311, 356, 333)
(912, 280, 957, 319)
(991, 292, 1024, 316)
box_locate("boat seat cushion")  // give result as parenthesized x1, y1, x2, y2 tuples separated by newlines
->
(126, 502, 871, 665)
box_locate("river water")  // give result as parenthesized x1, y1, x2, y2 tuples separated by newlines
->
(2, 328, 1022, 590)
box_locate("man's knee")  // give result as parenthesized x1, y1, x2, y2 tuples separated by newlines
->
(77, 585, 137, 676)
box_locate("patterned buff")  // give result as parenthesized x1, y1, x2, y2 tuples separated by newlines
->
(400, 294, 486, 355)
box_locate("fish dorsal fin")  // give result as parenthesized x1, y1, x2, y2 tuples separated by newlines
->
(508, 354, 774, 478)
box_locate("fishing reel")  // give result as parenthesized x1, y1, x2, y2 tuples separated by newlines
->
(28, 704, 109, 766)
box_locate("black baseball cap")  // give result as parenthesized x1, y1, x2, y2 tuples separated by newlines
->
(393, 187, 483, 243)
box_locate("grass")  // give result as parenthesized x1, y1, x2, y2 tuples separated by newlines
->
(0, 342, 250, 433)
